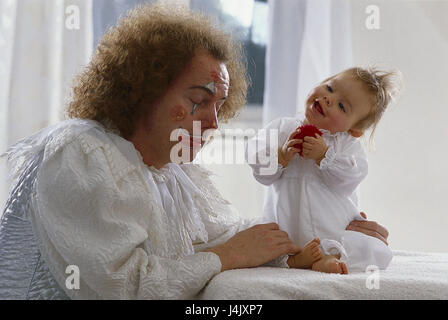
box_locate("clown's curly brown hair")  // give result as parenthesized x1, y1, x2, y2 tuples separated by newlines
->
(66, 3, 249, 138)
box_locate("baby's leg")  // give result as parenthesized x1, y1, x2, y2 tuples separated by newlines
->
(311, 254, 348, 275)
(289, 238, 322, 269)
(341, 230, 393, 272)
(310, 238, 349, 274)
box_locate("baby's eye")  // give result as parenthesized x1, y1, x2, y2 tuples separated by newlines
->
(326, 85, 333, 93)
(338, 102, 346, 113)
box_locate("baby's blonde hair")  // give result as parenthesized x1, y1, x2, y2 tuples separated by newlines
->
(323, 66, 403, 144)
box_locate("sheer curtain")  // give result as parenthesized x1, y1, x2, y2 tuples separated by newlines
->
(263, 0, 353, 125)
(0, 0, 93, 212)
(92, 0, 156, 48)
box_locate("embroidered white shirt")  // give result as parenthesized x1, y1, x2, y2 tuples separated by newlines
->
(23, 119, 284, 300)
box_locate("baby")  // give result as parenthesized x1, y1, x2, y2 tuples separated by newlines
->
(246, 67, 401, 274)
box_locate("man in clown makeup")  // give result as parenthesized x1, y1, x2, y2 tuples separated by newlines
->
(0, 3, 389, 299)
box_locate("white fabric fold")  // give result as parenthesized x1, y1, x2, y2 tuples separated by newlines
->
(2, 119, 288, 299)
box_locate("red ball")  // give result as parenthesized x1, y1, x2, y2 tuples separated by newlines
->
(292, 124, 323, 156)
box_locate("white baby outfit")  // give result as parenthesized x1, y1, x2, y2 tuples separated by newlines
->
(246, 114, 393, 272)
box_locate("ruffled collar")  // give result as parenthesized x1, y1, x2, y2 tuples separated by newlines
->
(296, 116, 354, 140)
(319, 128, 352, 139)
(4, 118, 213, 260)
(109, 135, 210, 258)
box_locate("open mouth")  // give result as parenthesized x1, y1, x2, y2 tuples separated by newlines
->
(312, 100, 324, 116)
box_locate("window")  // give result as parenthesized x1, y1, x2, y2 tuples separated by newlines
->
(190, 0, 268, 107)
(94, 0, 268, 107)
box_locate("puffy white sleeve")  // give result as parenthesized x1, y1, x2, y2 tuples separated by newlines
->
(184, 164, 289, 269)
(317, 135, 368, 197)
(194, 208, 290, 269)
(245, 117, 299, 186)
(33, 138, 221, 300)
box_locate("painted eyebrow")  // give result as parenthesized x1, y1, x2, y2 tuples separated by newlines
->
(188, 85, 227, 100)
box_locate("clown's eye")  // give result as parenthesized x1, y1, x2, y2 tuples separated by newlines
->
(190, 99, 204, 107)
(326, 85, 333, 93)
(338, 102, 346, 112)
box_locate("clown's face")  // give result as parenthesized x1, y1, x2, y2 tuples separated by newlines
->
(130, 51, 229, 167)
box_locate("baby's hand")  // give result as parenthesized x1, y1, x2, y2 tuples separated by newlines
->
(301, 134, 328, 165)
(278, 129, 302, 167)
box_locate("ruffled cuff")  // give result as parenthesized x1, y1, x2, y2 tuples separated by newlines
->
(251, 162, 286, 186)
(317, 145, 337, 169)
(202, 251, 224, 274)
(277, 163, 286, 172)
(259, 162, 285, 177)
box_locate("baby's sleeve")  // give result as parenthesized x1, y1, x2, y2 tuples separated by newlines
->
(245, 117, 298, 186)
(317, 135, 368, 197)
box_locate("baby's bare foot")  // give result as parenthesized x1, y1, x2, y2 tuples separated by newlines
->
(312, 255, 348, 275)
(290, 238, 323, 269)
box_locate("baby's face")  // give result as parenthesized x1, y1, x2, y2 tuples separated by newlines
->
(304, 72, 373, 135)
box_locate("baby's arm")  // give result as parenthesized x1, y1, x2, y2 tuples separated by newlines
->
(245, 117, 300, 185)
(299, 133, 367, 196)
(316, 138, 368, 197)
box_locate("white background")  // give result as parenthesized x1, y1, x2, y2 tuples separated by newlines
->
(1, 0, 446, 253)
(200, 0, 448, 253)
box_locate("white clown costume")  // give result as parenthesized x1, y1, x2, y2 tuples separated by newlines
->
(0, 119, 287, 300)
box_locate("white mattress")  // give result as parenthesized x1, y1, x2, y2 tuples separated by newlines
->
(197, 250, 448, 299)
